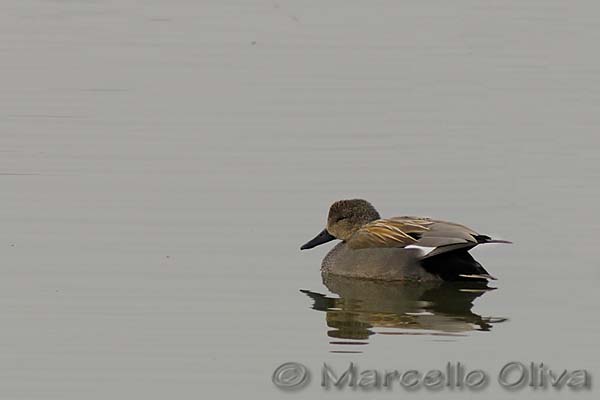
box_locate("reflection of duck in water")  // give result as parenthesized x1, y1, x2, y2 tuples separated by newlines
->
(301, 199, 510, 281)
(302, 274, 507, 342)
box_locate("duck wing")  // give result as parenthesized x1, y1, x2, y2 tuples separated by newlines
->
(347, 217, 435, 249)
(408, 219, 510, 259)
(348, 217, 489, 254)
(411, 219, 481, 258)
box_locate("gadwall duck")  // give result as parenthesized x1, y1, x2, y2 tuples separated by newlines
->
(300, 199, 510, 281)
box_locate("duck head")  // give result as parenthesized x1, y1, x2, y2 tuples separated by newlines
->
(300, 199, 380, 250)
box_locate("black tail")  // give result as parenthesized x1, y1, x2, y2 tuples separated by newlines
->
(420, 249, 495, 281)
(474, 235, 512, 244)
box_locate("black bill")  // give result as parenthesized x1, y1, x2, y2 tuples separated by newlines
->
(300, 228, 336, 250)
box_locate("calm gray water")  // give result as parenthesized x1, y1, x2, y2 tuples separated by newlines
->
(1, 1, 599, 398)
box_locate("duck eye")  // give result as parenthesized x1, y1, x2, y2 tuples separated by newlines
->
(335, 216, 348, 222)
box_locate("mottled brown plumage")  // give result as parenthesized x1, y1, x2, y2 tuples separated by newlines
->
(349, 217, 434, 249)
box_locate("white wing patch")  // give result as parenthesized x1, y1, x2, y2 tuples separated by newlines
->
(458, 274, 497, 281)
(404, 245, 437, 256)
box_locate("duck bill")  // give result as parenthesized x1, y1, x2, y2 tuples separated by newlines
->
(300, 229, 336, 250)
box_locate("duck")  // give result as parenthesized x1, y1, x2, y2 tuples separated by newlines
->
(300, 199, 510, 281)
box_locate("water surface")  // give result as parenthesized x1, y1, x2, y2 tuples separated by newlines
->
(1, 0, 599, 398)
